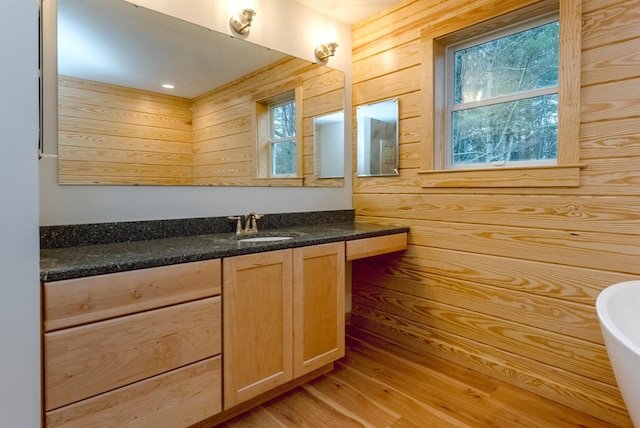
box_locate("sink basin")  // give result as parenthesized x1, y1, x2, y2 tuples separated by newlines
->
(239, 236, 293, 243)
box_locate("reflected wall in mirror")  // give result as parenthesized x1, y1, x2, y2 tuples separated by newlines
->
(55, 0, 344, 187)
(313, 111, 344, 179)
(356, 98, 399, 177)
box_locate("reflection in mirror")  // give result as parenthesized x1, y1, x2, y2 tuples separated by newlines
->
(356, 98, 399, 177)
(314, 111, 344, 179)
(53, 0, 345, 187)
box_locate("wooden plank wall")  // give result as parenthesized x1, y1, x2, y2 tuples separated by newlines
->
(58, 76, 194, 185)
(350, 0, 639, 426)
(58, 58, 344, 187)
(191, 57, 344, 186)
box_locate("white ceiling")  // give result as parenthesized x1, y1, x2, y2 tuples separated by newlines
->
(57, 0, 398, 98)
(293, 0, 398, 24)
(58, 0, 288, 98)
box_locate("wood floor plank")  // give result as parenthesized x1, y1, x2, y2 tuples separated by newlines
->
(348, 323, 502, 395)
(346, 326, 620, 428)
(263, 387, 366, 427)
(344, 329, 618, 428)
(219, 406, 286, 427)
(341, 340, 529, 426)
(218, 328, 619, 428)
(387, 417, 435, 428)
(329, 362, 474, 427)
(304, 372, 400, 426)
(489, 384, 619, 428)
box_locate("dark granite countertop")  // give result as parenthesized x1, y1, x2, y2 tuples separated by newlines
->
(40, 222, 409, 282)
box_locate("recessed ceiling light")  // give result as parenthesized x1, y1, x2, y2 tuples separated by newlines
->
(162, 84, 175, 89)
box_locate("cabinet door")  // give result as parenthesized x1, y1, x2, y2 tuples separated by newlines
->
(292, 242, 345, 377)
(223, 249, 293, 408)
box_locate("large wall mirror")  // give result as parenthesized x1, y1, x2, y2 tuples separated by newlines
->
(356, 98, 399, 177)
(52, 0, 345, 187)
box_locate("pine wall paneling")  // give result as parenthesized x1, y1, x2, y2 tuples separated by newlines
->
(58, 76, 194, 185)
(351, 0, 640, 426)
(58, 57, 344, 187)
(192, 57, 344, 186)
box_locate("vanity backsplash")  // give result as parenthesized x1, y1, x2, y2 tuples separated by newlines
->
(40, 210, 355, 249)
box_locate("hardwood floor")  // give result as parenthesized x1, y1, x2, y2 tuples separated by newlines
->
(217, 326, 618, 427)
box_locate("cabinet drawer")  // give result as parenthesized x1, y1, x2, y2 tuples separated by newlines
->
(45, 356, 221, 428)
(44, 296, 221, 411)
(44, 259, 221, 331)
(346, 233, 407, 261)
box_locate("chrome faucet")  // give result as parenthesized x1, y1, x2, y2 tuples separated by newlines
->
(228, 213, 264, 236)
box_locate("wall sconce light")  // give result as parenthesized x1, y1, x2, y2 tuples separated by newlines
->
(315, 42, 339, 63)
(229, 8, 256, 35)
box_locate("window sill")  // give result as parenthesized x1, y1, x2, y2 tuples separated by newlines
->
(250, 177, 304, 187)
(417, 164, 584, 188)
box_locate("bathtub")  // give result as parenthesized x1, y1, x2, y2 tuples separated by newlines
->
(596, 280, 640, 427)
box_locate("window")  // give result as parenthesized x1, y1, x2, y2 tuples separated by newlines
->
(269, 99, 297, 176)
(418, 0, 582, 188)
(446, 17, 559, 169)
(254, 81, 302, 183)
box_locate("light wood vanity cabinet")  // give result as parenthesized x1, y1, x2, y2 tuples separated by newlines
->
(223, 242, 345, 409)
(41, 231, 407, 426)
(42, 259, 223, 428)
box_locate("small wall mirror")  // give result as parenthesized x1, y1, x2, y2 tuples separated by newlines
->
(356, 98, 399, 177)
(314, 111, 345, 178)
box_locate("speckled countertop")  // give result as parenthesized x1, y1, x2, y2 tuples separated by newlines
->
(40, 220, 409, 282)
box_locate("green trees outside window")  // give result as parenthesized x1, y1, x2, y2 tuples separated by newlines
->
(270, 100, 296, 176)
(447, 19, 559, 167)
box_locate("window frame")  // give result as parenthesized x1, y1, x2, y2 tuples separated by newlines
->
(253, 78, 303, 184)
(445, 14, 559, 170)
(418, 0, 583, 188)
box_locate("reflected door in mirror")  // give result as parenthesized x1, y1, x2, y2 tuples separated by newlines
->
(314, 111, 344, 179)
(356, 99, 399, 177)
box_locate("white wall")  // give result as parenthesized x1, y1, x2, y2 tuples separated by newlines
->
(321, 121, 345, 178)
(0, 0, 41, 426)
(40, 0, 353, 226)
